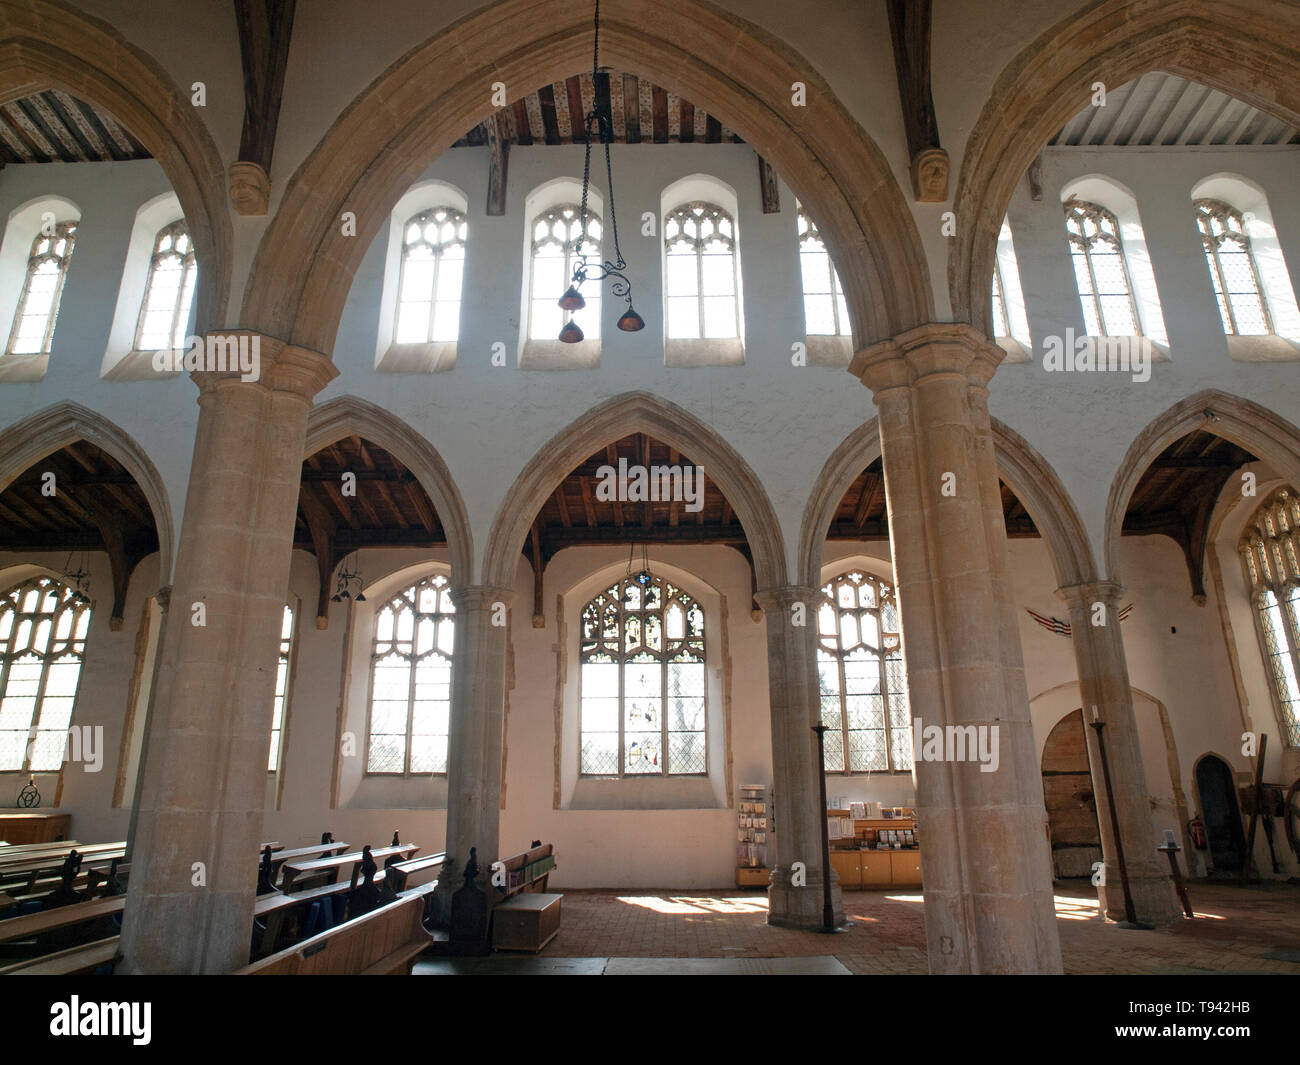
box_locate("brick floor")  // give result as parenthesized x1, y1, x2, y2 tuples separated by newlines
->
(536, 880, 1300, 974)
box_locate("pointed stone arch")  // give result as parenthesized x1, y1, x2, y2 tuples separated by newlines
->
(949, 0, 1300, 334)
(800, 415, 1095, 590)
(242, 0, 930, 356)
(482, 391, 787, 591)
(1105, 390, 1300, 584)
(0, 0, 232, 331)
(303, 396, 473, 581)
(0, 400, 175, 583)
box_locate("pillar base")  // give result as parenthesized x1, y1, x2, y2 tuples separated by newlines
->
(1098, 869, 1182, 927)
(767, 867, 846, 930)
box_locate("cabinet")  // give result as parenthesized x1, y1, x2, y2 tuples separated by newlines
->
(829, 849, 861, 889)
(861, 851, 894, 886)
(890, 849, 922, 885)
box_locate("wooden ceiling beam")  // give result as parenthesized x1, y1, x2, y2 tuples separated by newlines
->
(485, 109, 510, 217)
(297, 485, 337, 625)
(233, 0, 297, 176)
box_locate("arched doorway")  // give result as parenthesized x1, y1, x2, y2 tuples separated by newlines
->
(1195, 754, 1246, 874)
(1040, 709, 1102, 879)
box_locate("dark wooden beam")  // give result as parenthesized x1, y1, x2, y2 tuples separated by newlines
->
(886, 0, 940, 159)
(623, 74, 641, 143)
(530, 522, 545, 628)
(486, 110, 510, 216)
(233, 0, 297, 174)
(298, 486, 337, 624)
(756, 155, 780, 214)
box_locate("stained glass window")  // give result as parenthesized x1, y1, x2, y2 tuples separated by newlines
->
(1195, 199, 1271, 337)
(816, 571, 912, 772)
(1064, 200, 1140, 337)
(268, 605, 294, 772)
(367, 573, 455, 774)
(797, 202, 849, 336)
(0, 576, 91, 772)
(1239, 488, 1300, 746)
(530, 204, 600, 340)
(8, 221, 76, 355)
(135, 220, 197, 351)
(664, 202, 738, 339)
(579, 574, 706, 776)
(395, 207, 467, 344)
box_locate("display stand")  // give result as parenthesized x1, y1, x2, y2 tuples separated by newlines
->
(736, 784, 773, 887)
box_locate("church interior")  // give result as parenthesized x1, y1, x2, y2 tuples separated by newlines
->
(0, 0, 1299, 980)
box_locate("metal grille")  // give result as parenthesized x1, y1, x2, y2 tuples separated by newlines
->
(1239, 488, 1300, 746)
(579, 574, 706, 776)
(367, 573, 455, 774)
(0, 576, 90, 772)
(816, 571, 911, 773)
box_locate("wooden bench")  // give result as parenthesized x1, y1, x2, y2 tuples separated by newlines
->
(267, 841, 348, 875)
(488, 843, 561, 952)
(0, 936, 119, 975)
(0, 894, 125, 945)
(239, 889, 434, 975)
(280, 844, 419, 891)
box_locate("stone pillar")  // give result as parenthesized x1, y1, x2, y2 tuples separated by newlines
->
(1056, 580, 1181, 926)
(756, 585, 845, 930)
(119, 337, 336, 974)
(850, 323, 1062, 973)
(433, 585, 515, 918)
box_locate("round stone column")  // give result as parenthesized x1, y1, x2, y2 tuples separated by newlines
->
(756, 585, 845, 930)
(850, 323, 1062, 974)
(120, 336, 337, 974)
(1056, 580, 1181, 926)
(432, 584, 516, 920)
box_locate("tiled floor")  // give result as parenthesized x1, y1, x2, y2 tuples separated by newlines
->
(415, 880, 1300, 975)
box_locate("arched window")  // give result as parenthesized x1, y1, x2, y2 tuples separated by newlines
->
(580, 573, 706, 776)
(991, 257, 1010, 339)
(664, 202, 738, 339)
(797, 202, 849, 336)
(367, 573, 455, 774)
(1064, 199, 1139, 337)
(816, 570, 912, 772)
(0, 576, 91, 772)
(1239, 488, 1300, 747)
(395, 207, 467, 344)
(1195, 199, 1271, 337)
(268, 604, 295, 772)
(134, 220, 197, 351)
(529, 204, 600, 340)
(7, 222, 76, 355)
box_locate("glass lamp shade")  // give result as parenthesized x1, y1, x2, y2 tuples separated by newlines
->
(559, 319, 585, 344)
(617, 305, 646, 332)
(558, 285, 586, 311)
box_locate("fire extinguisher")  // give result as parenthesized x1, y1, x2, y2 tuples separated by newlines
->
(1188, 817, 1207, 850)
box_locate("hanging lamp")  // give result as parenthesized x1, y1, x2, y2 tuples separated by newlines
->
(559, 0, 645, 342)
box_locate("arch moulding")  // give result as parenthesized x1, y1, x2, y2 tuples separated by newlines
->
(482, 391, 787, 592)
(1105, 390, 1300, 585)
(242, 0, 931, 357)
(304, 396, 473, 582)
(0, 400, 175, 584)
(0, 0, 232, 332)
(800, 415, 1095, 591)
(949, 0, 1300, 336)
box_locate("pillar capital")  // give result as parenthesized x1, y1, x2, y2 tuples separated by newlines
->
(1056, 579, 1126, 611)
(849, 322, 1004, 396)
(191, 331, 338, 402)
(449, 584, 517, 613)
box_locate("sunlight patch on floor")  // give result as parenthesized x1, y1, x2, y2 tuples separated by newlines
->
(614, 895, 769, 915)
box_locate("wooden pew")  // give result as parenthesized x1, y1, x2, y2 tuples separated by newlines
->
(267, 841, 348, 876)
(280, 844, 419, 892)
(0, 936, 119, 975)
(239, 889, 434, 975)
(0, 894, 125, 945)
(489, 843, 561, 953)
(0, 894, 125, 968)
(0, 845, 127, 894)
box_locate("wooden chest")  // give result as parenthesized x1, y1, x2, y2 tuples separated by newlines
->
(491, 892, 562, 952)
(0, 813, 70, 845)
